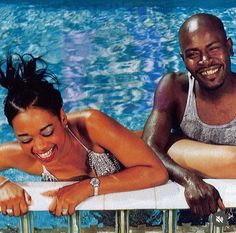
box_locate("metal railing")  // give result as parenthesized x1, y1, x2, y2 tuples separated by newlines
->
(3, 179, 236, 233)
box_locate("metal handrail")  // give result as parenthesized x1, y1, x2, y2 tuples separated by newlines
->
(3, 179, 235, 233)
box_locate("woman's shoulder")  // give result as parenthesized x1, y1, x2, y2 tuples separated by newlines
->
(0, 141, 23, 154)
(0, 141, 39, 172)
(67, 109, 117, 139)
(67, 109, 115, 147)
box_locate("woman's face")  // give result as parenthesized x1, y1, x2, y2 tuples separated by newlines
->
(12, 107, 68, 163)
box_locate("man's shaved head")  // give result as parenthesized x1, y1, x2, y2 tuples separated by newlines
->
(179, 13, 227, 51)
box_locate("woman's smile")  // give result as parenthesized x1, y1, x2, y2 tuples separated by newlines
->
(32, 145, 57, 163)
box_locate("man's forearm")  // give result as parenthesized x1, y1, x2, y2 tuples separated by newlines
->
(149, 145, 200, 186)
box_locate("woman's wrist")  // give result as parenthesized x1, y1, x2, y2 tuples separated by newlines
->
(78, 179, 94, 197)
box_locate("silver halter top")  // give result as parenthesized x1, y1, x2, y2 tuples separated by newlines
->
(41, 125, 121, 181)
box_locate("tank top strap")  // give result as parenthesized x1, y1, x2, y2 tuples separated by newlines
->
(186, 72, 195, 110)
(180, 72, 196, 127)
(66, 124, 91, 153)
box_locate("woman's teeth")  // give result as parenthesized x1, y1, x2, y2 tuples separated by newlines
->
(38, 147, 54, 158)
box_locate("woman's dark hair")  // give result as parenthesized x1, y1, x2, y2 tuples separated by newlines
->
(0, 53, 63, 126)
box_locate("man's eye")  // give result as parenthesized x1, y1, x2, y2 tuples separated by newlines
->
(209, 46, 220, 52)
(186, 52, 199, 59)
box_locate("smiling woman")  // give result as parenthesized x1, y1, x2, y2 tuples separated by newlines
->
(0, 53, 168, 217)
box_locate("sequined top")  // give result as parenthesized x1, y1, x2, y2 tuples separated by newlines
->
(41, 125, 121, 181)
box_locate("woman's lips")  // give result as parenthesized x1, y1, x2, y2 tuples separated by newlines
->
(33, 145, 56, 162)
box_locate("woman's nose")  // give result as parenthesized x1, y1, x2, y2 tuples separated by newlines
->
(34, 137, 47, 152)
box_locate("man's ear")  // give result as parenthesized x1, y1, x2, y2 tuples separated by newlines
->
(226, 38, 234, 56)
(60, 108, 68, 126)
(180, 52, 184, 62)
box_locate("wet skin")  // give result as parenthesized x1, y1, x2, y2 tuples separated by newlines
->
(142, 14, 236, 216)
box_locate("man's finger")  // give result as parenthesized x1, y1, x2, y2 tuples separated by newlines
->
(217, 198, 225, 211)
(200, 200, 211, 216)
(208, 199, 217, 214)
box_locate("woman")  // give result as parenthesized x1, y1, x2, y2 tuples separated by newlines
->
(0, 54, 168, 217)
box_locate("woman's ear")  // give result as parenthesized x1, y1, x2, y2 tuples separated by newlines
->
(60, 108, 68, 126)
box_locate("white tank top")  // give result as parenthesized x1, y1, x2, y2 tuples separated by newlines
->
(180, 73, 236, 145)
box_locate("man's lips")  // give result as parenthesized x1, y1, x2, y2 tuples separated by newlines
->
(200, 67, 219, 76)
(198, 65, 222, 78)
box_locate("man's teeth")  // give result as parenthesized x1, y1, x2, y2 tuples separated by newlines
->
(38, 147, 53, 158)
(201, 68, 219, 76)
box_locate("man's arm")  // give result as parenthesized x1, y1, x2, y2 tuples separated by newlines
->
(142, 73, 224, 216)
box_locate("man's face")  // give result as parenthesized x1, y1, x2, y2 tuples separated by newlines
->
(180, 25, 233, 90)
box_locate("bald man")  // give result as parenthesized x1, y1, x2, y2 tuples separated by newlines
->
(143, 13, 236, 216)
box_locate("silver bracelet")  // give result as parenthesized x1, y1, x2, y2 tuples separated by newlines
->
(0, 178, 9, 188)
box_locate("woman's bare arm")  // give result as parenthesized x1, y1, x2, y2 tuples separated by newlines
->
(44, 109, 168, 216)
(86, 109, 169, 192)
(168, 139, 236, 178)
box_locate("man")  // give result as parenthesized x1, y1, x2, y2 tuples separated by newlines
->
(142, 13, 236, 216)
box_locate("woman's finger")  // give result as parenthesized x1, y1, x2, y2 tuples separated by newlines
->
(41, 189, 58, 197)
(13, 203, 21, 217)
(19, 198, 29, 215)
(0, 203, 7, 215)
(54, 200, 63, 217)
(48, 196, 57, 214)
(24, 191, 31, 205)
(68, 205, 76, 216)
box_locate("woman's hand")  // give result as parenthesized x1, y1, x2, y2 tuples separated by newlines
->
(0, 180, 31, 216)
(42, 181, 92, 216)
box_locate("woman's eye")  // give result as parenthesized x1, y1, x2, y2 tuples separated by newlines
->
(42, 130, 53, 137)
(19, 137, 33, 144)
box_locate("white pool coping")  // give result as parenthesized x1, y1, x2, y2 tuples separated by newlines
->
(17, 179, 235, 211)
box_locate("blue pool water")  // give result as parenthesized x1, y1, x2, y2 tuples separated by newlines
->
(0, 0, 236, 229)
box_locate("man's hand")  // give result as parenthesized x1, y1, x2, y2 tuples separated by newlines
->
(184, 175, 225, 216)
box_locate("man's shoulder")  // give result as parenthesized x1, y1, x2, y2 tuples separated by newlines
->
(154, 71, 189, 101)
(156, 71, 189, 91)
(161, 71, 188, 83)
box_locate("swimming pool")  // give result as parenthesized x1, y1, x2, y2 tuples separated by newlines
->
(0, 0, 236, 230)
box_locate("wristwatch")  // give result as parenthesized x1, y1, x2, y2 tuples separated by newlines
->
(90, 177, 100, 196)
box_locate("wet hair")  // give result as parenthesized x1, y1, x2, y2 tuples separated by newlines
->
(0, 53, 63, 126)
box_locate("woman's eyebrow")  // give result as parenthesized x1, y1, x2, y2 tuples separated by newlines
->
(40, 124, 53, 132)
(17, 133, 31, 137)
(17, 124, 53, 137)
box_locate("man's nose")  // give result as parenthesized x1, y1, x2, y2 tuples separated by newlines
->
(198, 52, 211, 65)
